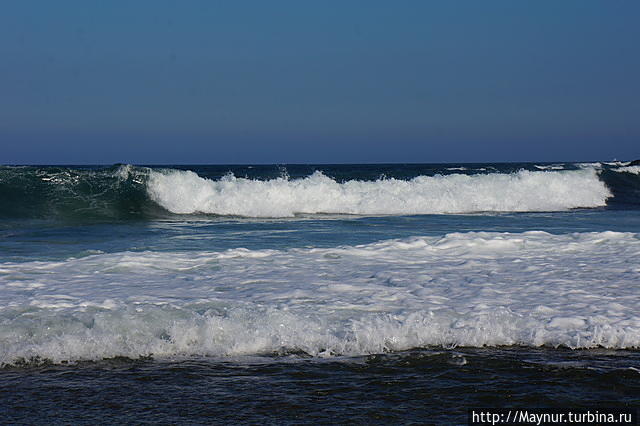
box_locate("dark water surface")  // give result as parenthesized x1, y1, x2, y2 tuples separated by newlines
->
(2, 348, 638, 425)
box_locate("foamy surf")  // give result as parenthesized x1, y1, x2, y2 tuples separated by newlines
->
(614, 165, 640, 175)
(2, 304, 638, 366)
(1, 231, 638, 365)
(146, 168, 611, 217)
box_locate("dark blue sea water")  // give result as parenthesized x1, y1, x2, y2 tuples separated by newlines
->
(1, 162, 639, 423)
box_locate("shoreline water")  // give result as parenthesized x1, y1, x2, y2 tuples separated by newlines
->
(1, 162, 638, 422)
(2, 347, 638, 424)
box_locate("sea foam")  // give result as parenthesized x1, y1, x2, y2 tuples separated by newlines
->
(146, 168, 611, 217)
(1, 231, 638, 365)
(614, 165, 640, 175)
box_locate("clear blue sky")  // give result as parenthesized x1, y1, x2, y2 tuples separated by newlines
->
(1, 1, 638, 164)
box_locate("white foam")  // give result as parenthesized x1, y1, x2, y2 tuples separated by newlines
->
(1, 231, 639, 364)
(577, 162, 603, 169)
(534, 164, 566, 170)
(146, 169, 611, 217)
(613, 166, 640, 175)
(604, 161, 631, 167)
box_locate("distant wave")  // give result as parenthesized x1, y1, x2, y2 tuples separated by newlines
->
(614, 165, 640, 175)
(2, 163, 638, 220)
(147, 168, 611, 217)
(533, 164, 567, 170)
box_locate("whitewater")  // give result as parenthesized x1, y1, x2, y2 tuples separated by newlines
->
(2, 161, 639, 424)
(2, 162, 629, 221)
(1, 162, 639, 366)
(1, 230, 639, 365)
(146, 168, 611, 217)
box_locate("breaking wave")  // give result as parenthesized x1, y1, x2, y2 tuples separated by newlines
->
(2, 304, 638, 366)
(146, 168, 610, 217)
(1, 163, 637, 220)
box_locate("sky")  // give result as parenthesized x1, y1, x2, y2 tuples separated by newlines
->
(1, 1, 639, 164)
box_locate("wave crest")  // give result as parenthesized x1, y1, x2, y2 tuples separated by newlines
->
(147, 169, 611, 217)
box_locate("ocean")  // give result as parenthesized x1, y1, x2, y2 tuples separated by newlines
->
(1, 162, 638, 424)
